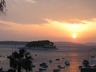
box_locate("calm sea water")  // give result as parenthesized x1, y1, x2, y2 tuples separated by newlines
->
(0, 45, 95, 72)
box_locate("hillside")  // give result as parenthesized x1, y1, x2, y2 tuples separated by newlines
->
(0, 41, 28, 45)
(0, 41, 96, 48)
(85, 42, 96, 46)
(54, 42, 87, 48)
(25, 40, 57, 49)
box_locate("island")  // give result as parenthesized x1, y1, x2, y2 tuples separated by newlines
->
(24, 40, 57, 50)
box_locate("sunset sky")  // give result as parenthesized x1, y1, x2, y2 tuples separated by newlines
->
(0, 0, 96, 43)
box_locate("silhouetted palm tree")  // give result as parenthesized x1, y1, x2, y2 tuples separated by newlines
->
(7, 48, 33, 72)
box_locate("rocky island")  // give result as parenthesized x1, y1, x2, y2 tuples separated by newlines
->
(24, 40, 57, 50)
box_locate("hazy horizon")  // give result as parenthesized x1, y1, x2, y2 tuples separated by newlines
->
(0, 40, 96, 44)
(0, 0, 96, 43)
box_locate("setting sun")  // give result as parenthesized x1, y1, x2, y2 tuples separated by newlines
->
(72, 34, 76, 38)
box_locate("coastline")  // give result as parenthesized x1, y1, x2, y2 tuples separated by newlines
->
(18, 46, 58, 50)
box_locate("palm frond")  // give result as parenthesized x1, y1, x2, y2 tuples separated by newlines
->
(19, 48, 26, 58)
(10, 59, 18, 69)
(12, 52, 19, 59)
(7, 55, 14, 60)
(26, 56, 33, 60)
(25, 52, 30, 56)
(21, 59, 32, 72)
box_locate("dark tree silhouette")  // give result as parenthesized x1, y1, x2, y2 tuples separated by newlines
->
(0, 0, 6, 14)
(7, 48, 33, 72)
(25, 40, 56, 49)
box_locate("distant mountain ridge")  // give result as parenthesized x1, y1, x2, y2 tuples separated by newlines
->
(0, 41, 96, 48)
(54, 42, 87, 48)
(0, 41, 28, 45)
(85, 42, 96, 46)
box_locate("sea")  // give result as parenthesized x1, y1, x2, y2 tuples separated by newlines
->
(0, 45, 96, 72)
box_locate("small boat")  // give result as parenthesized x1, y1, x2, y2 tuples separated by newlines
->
(43, 65, 48, 68)
(82, 60, 90, 67)
(56, 58, 60, 61)
(35, 54, 37, 56)
(57, 65, 65, 69)
(80, 60, 96, 72)
(39, 68, 47, 70)
(39, 62, 47, 66)
(65, 52, 70, 66)
(49, 60, 52, 63)
(91, 56, 95, 58)
(57, 65, 61, 68)
(32, 64, 35, 67)
(62, 58, 65, 59)
(91, 56, 95, 61)
(3, 56, 5, 58)
(53, 68, 60, 72)
(59, 66, 65, 69)
(0, 55, 2, 57)
(65, 61, 70, 66)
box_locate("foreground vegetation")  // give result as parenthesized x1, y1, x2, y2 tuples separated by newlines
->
(7, 48, 33, 72)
